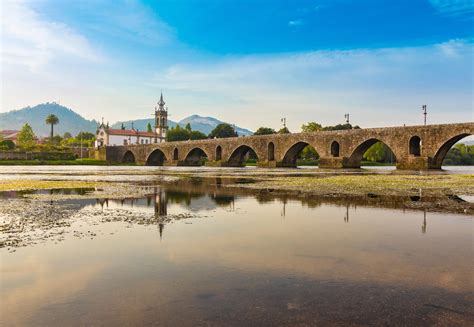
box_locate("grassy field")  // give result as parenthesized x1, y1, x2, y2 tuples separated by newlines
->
(0, 180, 104, 192)
(0, 159, 130, 166)
(234, 174, 474, 197)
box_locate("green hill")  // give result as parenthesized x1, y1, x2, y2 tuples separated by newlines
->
(0, 103, 98, 137)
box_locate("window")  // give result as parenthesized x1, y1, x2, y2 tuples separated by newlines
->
(268, 142, 275, 161)
(331, 141, 340, 157)
(409, 136, 421, 156)
(173, 148, 178, 160)
(123, 140, 128, 145)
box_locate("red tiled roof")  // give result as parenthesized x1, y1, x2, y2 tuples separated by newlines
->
(0, 130, 19, 135)
(0, 130, 19, 139)
(107, 129, 156, 137)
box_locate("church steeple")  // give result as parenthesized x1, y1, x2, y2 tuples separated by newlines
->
(155, 91, 169, 142)
(158, 91, 166, 109)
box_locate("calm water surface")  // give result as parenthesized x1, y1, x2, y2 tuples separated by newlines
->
(0, 167, 473, 326)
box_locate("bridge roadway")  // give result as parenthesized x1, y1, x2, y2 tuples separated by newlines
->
(101, 122, 473, 170)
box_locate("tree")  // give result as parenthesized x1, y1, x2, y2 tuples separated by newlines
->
(323, 123, 360, 131)
(50, 135, 63, 146)
(167, 125, 190, 142)
(185, 123, 192, 131)
(45, 114, 59, 140)
(189, 130, 207, 140)
(121, 123, 126, 130)
(147, 122, 153, 133)
(209, 123, 238, 138)
(77, 132, 95, 140)
(301, 122, 322, 133)
(363, 142, 386, 162)
(301, 122, 362, 132)
(444, 144, 474, 165)
(63, 132, 72, 139)
(0, 140, 15, 150)
(278, 127, 290, 134)
(17, 123, 36, 149)
(254, 127, 276, 135)
(299, 145, 319, 161)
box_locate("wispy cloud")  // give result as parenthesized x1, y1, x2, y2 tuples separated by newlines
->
(152, 39, 473, 129)
(1, 0, 103, 71)
(87, 0, 175, 46)
(429, 0, 474, 19)
(288, 19, 304, 26)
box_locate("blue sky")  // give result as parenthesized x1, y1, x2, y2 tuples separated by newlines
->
(1, 0, 473, 131)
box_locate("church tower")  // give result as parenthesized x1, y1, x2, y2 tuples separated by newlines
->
(155, 92, 168, 142)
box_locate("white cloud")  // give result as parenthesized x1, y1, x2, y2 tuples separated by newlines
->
(1, 0, 102, 71)
(288, 19, 304, 26)
(436, 38, 470, 57)
(87, 0, 175, 46)
(151, 40, 473, 130)
(429, 0, 474, 18)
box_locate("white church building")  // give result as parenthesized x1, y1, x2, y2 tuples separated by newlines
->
(95, 93, 169, 147)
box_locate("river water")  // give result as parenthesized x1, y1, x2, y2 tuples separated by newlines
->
(0, 166, 473, 326)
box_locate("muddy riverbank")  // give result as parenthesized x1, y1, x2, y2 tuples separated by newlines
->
(1, 167, 473, 214)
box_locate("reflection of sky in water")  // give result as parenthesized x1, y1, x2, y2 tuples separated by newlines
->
(1, 184, 473, 326)
(0, 165, 472, 183)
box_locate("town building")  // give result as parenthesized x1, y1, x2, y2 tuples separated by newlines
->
(0, 130, 20, 144)
(95, 93, 169, 147)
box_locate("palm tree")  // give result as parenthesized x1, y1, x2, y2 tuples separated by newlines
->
(45, 114, 59, 141)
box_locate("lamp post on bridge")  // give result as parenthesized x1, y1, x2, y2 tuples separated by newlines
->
(344, 113, 350, 124)
(422, 105, 427, 126)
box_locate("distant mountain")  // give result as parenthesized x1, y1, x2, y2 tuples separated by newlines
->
(179, 115, 253, 136)
(0, 103, 98, 136)
(113, 114, 253, 136)
(0, 103, 253, 137)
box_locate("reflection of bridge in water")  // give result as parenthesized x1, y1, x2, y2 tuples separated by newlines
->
(102, 123, 473, 170)
(91, 179, 441, 239)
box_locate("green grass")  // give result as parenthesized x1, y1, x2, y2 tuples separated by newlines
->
(0, 180, 104, 191)
(244, 174, 474, 196)
(244, 159, 319, 167)
(360, 161, 396, 166)
(0, 159, 129, 166)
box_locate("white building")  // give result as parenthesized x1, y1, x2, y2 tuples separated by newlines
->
(95, 92, 169, 147)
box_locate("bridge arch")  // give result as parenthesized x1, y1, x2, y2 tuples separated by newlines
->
(348, 138, 397, 168)
(216, 145, 222, 161)
(432, 133, 472, 168)
(282, 141, 319, 167)
(409, 136, 421, 156)
(146, 148, 167, 166)
(268, 142, 275, 161)
(227, 144, 258, 167)
(183, 147, 209, 166)
(331, 141, 340, 157)
(122, 150, 136, 164)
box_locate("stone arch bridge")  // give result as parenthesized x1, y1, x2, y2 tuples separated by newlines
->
(101, 122, 473, 170)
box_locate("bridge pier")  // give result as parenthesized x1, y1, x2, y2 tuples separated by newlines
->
(205, 160, 230, 167)
(164, 160, 179, 166)
(396, 156, 436, 170)
(318, 157, 347, 169)
(256, 160, 278, 168)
